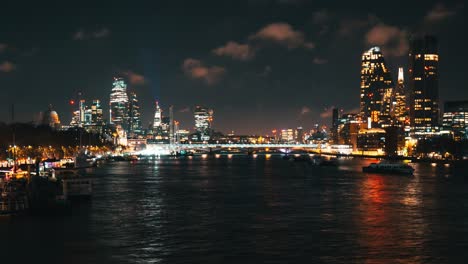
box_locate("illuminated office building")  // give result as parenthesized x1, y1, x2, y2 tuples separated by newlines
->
(109, 77, 130, 130)
(79, 100, 86, 124)
(194, 106, 214, 140)
(91, 100, 104, 125)
(409, 35, 439, 134)
(70, 110, 80, 127)
(128, 92, 142, 136)
(281, 129, 294, 143)
(360, 47, 394, 127)
(442, 101, 468, 141)
(336, 113, 367, 151)
(84, 108, 92, 125)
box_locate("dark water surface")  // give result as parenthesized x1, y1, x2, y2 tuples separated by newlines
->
(1, 156, 468, 263)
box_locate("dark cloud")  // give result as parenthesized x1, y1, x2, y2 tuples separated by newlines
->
(250, 23, 314, 49)
(424, 3, 458, 23)
(73, 27, 111, 40)
(320, 107, 334, 119)
(182, 58, 226, 85)
(365, 24, 408, 57)
(123, 71, 146, 86)
(337, 15, 378, 37)
(212, 41, 255, 61)
(313, 57, 328, 65)
(300, 106, 311, 116)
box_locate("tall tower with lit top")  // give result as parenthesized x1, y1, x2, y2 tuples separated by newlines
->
(359, 47, 394, 127)
(392, 67, 408, 124)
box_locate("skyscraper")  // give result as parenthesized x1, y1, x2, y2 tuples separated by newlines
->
(128, 92, 142, 136)
(91, 99, 103, 125)
(169, 105, 175, 144)
(79, 99, 86, 125)
(393, 67, 408, 124)
(153, 101, 162, 129)
(331, 108, 340, 143)
(110, 77, 130, 130)
(359, 47, 394, 127)
(409, 35, 439, 134)
(194, 106, 213, 141)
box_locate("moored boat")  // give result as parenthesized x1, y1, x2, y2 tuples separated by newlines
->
(0, 179, 29, 216)
(59, 170, 93, 200)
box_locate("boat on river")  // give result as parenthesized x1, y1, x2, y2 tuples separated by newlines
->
(59, 170, 93, 200)
(0, 178, 29, 216)
(362, 161, 414, 175)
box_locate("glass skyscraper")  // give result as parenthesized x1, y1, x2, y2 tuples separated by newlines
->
(128, 92, 142, 137)
(359, 47, 394, 127)
(110, 77, 130, 130)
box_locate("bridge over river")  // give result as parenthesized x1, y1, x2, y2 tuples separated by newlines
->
(135, 143, 354, 156)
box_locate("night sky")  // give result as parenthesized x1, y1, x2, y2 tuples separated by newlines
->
(0, 0, 466, 134)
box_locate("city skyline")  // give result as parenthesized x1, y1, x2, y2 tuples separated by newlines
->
(0, 0, 466, 134)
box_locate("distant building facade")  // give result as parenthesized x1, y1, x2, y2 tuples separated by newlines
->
(442, 101, 468, 141)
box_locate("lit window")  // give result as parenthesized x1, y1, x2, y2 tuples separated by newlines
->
(424, 54, 439, 61)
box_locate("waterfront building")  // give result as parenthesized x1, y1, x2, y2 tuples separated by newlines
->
(127, 138, 147, 152)
(281, 129, 294, 143)
(194, 106, 214, 141)
(169, 105, 175, 144)
(176, 129, 190, 143)
(331, 108, 340, 143)
(128, 92, 142, 137)
(295, 127, 304, 144)
(442, 100, 468, 141)
(360, 47, 394, 127)
(357, 128, 386, 155)
(336, 113, 367, 151)
(110, 77, 130, 131)
(409, 35, 439, 134)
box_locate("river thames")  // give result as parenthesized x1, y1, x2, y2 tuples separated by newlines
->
(1, 155, 467, 263)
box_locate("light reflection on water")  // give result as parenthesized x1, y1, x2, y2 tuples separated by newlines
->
(1, 156, 467, 264)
